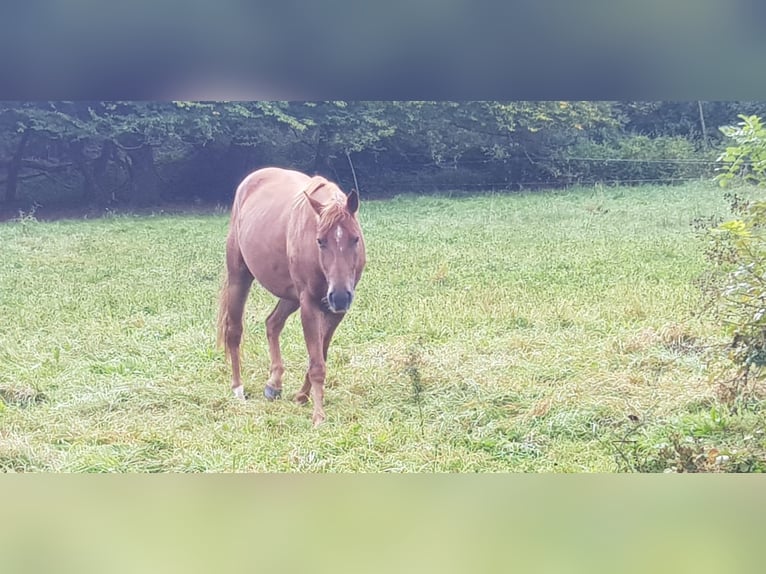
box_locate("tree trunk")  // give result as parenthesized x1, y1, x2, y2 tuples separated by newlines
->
(126, 144, 162, 206)
(4, 130, 30, 203)
(312, 131, 327, 175)
(94, 141, 113, 178)
(70, 140, 101, 204)
(697, 101, 709, 151)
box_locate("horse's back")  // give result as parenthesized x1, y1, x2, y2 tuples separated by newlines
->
(230, 168, 315, 300)
(235, 167, 310, 211)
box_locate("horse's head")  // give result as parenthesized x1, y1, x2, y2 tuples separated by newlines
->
(305, 187, 365, 314)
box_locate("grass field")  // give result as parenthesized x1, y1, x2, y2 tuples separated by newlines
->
(1, 182, 765, 472)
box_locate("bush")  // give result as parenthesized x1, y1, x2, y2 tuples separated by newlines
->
(706, 115, 766, 401)
(716, 115, 766, 187)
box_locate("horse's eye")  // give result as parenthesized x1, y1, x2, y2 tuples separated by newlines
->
(352, 236, 360, 245)
(317, 238, 327, 248)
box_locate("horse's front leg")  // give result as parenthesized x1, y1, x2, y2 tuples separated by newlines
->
(298, 299, 343, 426)
(295, 309, 342, 406)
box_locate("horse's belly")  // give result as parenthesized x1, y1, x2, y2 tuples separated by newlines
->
(249, 259, 297, 300)
(238, 218, 297, 301)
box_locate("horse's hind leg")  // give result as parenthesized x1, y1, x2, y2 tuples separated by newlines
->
(263, 298, 299, 400)
(220, 248, 253, 400)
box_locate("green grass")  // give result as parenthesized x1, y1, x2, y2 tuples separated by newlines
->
(1, 182, 764, 472)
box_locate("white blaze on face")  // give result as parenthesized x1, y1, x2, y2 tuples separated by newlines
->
(335, 226, 343, 251)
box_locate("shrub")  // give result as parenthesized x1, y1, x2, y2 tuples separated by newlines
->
(716, 115, 766, 187)
(706, 115, 766, 401)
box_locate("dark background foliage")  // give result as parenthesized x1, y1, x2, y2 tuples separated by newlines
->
(1, 101, 763, 212)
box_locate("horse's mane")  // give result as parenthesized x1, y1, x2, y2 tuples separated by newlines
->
(302, 177, 355, 234)
(318, 200, 352, 234)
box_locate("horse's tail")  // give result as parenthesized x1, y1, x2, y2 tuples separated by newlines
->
(216, 274, 230, 361)
(217, 170, 252, 364)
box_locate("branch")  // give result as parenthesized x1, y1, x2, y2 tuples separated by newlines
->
(0, 158, 74, 171)
(113, 139, 150, 152)
(346, 150, 360, 192)
(0, 172, 48, 185)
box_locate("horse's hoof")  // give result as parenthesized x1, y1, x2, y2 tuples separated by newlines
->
(233, 386, 246, 400)
(294, 393, 309, 405)
(264, 385, 282, 401)
(312, 413, 326, 427)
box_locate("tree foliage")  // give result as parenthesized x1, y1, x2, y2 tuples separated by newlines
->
(0, 101, 756, 207)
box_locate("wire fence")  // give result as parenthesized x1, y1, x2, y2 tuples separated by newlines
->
(331, 153, 727, 193)
(340, 156, 723, 167)
(359, 177, 715, 193)
(1, 147, 737, 204)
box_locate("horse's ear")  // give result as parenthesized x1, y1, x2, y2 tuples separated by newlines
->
(346, 188, 359, 214)
(304, 190, 324, 216)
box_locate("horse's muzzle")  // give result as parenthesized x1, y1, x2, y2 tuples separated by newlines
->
(327, 289, 353, 313)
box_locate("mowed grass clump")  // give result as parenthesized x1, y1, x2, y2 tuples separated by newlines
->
(1, 182, 764, 472)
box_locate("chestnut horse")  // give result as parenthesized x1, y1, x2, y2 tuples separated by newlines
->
(217, 167, 366, 426)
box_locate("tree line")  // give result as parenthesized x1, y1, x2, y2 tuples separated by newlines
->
(1, 101, 764, 208)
